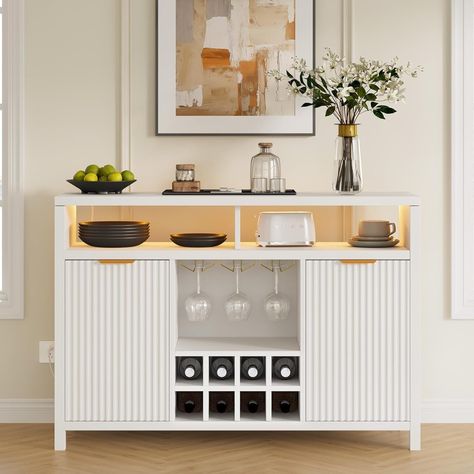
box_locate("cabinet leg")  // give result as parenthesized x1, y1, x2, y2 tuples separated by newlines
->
(54, 426, 66, 451)
(409, 423, 421, 451)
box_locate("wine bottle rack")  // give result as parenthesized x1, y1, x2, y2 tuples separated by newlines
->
(174, 355, 301, 422)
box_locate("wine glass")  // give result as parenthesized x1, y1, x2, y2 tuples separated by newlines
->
(185, 263, 212, 322)
(264, 263, 290, 321)
(225, 262, 251, 321)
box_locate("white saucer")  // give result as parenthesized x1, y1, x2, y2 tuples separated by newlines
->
(349, 238, 400, 248)
(352, 235, 393, 242)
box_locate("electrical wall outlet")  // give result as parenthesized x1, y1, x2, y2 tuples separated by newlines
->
(39, 341, 55, 363)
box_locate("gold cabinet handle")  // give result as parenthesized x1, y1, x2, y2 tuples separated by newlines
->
(98, 259, 135, 264)
(339, 259, 377, 264)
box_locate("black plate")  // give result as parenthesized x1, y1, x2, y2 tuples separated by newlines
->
(80, 235, 149, 248)
(79, 220, 148, 227)
(79, 227, 149, 234)
(68, 180, 136, 194)
(162, 189, 296, 195)
(170, 233, 227, 247)
(79, 232, 149, 238)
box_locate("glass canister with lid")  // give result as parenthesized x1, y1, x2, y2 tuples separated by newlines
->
(250, 143, 281, 193)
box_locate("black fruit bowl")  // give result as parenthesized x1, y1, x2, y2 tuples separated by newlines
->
(79, 234, 149, 248)
(170, 233, 227, 247)
(67, 179, 136, 194)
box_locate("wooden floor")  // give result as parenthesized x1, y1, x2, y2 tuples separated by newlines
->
(0, 425, 473, 473)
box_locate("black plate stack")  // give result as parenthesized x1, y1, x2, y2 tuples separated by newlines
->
(170, 233, 227, 247)
(79, 221, 150, 247)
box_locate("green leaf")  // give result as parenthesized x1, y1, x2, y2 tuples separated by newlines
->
(370, 101, 378, 109)
(350, 80, 361, 88)
(299, 86, 307, 94)
(379, 105, 397, 114)
(299, 72, 306, 86)
(369, 84, 379, 92)
(302, 102, 313, 107)
(314, 98, 327, 108)
(286, 70, 294, 79)
(325, 106, 336, 116)
(356, 87, 366, 98)
(373, 110, 385, 119)
(365, 93, 377, 101)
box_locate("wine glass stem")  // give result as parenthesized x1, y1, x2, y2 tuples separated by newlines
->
(236, 269, 240, 294)
(197, 268, 201, 294)
(274, 268, 279, 294)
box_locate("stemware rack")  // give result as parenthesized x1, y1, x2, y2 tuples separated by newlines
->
(54, 192, 421, 451)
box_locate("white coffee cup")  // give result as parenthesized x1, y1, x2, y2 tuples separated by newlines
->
(358, 220, 396, 238)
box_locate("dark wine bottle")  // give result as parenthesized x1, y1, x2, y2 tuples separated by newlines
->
(240, 392, 265, 413)
(176, 392, 203, 413)
(209, 392, 234, 414)
(178, 357, 202, 380)
(241, 357, 265, 380)
(272, 392, 298, 413)
(210, 357, 234, 380)
(273, 357, 297, 380)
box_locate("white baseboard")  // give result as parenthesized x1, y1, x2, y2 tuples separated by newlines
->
(0, 399, 53, 423)
(421, 399, 474, 423)
(0, 399, 473, 424)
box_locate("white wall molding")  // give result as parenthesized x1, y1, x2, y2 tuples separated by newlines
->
(0, 399, 473, 424)
(120, 0, 131, 172)
(451, 0, 474, 319)
(0, 0, 25, 319)
(342, 0, 355, 62)
(0, 399, 53, 423)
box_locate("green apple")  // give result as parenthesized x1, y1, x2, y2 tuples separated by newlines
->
(107, 172, 123, 182)
(73, 170, 86, 181)
(121, 170, 135, 181)
(84, 173, 98, 182)
(99, 175, 107, 182)
(102, 164, 116, 176)
(85, 164, 99, 175)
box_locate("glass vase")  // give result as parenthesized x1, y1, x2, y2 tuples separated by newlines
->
(333, 124, 362, 194)
(250, 143, 281, 192)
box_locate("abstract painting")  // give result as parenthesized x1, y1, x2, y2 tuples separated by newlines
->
(157, 0, 314, 135)
(176, 0, 295, 116)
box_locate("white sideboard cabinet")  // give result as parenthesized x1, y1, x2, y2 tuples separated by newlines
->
(55, 193, 420, 451)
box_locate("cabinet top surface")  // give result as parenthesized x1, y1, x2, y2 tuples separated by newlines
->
(55, 192, 421, 207)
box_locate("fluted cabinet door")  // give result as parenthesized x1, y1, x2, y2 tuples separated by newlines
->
(64, 260, 169, 422)
(306, 260, 410, 422)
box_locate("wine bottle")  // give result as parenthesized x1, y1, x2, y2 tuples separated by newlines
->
(272, 392, 298, 413)
(176, 392, 203, 413)
(209, 392, 234, 414)
(240, 392, 265, 413)
(241, 357, 265, 380)
(210, 357, 234, 380)
(273, 357, 297, 380)
(178, 357, 202, 380)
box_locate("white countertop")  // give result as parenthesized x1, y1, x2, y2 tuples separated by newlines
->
(55, 192, 421, 207)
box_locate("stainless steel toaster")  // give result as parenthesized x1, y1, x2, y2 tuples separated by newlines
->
(256, 212, 315, 247)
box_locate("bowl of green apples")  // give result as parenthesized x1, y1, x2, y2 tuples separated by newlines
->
(68, 164, 136, 194)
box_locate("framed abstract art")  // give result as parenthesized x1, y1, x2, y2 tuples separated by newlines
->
(156, 0, 315, 135)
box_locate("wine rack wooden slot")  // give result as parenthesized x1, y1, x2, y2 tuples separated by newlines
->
(176, 392, 203, 421)
(271, 392, 300, 422)
(175, 356, 203, 387)
(240, 392, 266, 422)
(240, 356, 266, 387)
(209, 392, 235, 421)
(209, 356, 235, 386)
(271, 356, 300, 387)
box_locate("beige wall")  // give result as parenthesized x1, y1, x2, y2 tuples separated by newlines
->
(1, 0, 467, 403)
